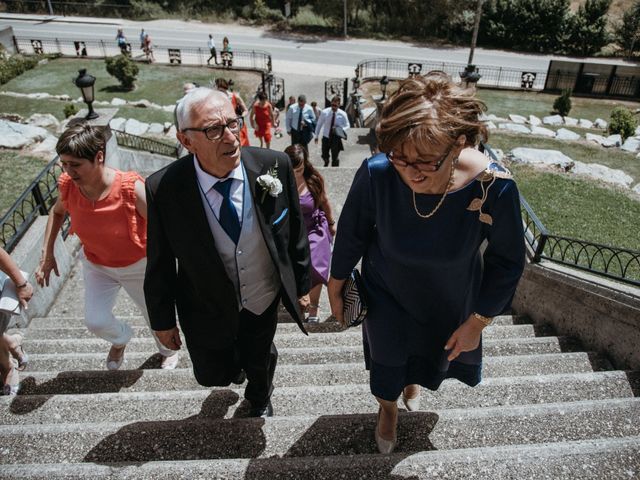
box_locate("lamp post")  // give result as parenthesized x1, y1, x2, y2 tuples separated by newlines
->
(380, 75, 389, 101)
(460, 0, 484, 88)
(74, 69, 98, 120)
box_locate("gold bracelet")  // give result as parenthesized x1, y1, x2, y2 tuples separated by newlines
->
(472, 312, 493, 327)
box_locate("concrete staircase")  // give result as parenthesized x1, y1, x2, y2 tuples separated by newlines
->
(2, 163, 639, 478)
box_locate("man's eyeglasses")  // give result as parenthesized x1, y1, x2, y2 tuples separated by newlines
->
(182, 117, 244, 141)
(387, 146, 453, 173)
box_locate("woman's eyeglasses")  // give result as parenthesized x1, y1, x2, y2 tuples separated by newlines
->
(181, 117, 244, 141)
(387, 146, 452, 173)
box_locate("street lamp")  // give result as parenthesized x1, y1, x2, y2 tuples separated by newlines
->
(380, 75, 389, 101)
(74, 69, 99, 120)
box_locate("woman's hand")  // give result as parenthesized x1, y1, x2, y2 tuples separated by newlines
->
(444, 314, 485, 362)
(327, 276, 346, 326)
(35, 255, 59, 287)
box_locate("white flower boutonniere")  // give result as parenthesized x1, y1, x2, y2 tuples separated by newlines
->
(257, 165, 283, 203)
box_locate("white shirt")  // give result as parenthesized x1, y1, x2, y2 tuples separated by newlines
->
(208, 37, 215, 49)
(315, 107, 350, 139)
(193, 155, 244, 225)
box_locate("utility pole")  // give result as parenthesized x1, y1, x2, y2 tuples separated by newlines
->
(46, 0, 54, 15)
(343, 0, 348, 38)
(467, 0, 483, 66)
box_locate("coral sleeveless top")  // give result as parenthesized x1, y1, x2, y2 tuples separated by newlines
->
(58, 170, 147, 267)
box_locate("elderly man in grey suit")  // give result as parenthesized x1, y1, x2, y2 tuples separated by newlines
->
(144, 88, 311, 418)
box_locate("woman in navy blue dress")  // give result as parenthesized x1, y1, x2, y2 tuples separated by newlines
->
(328, 72, 525, 454)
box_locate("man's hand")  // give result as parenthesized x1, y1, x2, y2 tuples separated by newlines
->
(314, 138, 319, 144)
(297, 294, 310, 314)
(154, 327, 182, 351)
(17, 282, 34, 310)
(35, 255, 59, 287)
(444, 314, 485, 362)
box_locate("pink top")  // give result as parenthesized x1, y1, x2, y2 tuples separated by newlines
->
(58, 170, 146, 267)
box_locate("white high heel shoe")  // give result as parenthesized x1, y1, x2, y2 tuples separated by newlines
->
(402, 386, 421, 411)
(374, 407, 397, 454)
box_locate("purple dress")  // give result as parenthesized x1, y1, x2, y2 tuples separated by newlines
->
(299, 191, 332, 287)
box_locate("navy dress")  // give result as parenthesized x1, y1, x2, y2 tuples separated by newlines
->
(331, 154, 525, 401)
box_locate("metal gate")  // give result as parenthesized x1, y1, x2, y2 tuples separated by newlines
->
(261, 73, 285, 110)
(324, 78, 349, 108)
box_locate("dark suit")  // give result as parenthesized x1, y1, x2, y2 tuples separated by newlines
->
(144, 147, 311, 407)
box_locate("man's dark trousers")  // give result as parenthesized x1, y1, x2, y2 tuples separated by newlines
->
(322, 135, 342, 167)
(186, 295, 280, 409)
(291, 128, 311, 149)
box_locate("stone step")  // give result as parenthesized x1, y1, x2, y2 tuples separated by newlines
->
(15, 352, 602, 395)
(26, 314, 524, 330)
(25, 313, 520, 332)
(20, 326, 541, 354)
(1, 371, 634, 426)
(16, 336, 574, 372)
(0, 398, 638, 465)
(5, 435, 636, 479)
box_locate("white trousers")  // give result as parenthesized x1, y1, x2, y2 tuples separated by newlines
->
(81, 254, 174, 357)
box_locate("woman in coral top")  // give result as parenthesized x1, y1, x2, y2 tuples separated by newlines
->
(35, 123, 178, 370)
(215, 78, 250, 146)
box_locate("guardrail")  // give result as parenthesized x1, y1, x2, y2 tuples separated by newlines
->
(13, 36, 272, 72)
(0, 157, 69, 253)
(113, 130, 179, 158)
(357, 58, 546, 91)
(481, 143, 640, 286)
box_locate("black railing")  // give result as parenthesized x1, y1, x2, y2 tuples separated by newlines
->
(356, 58, 547, 90)
(13, 36, 272, 72)
(481, 143, 640, 286)
(0, 157, 69, 253)
(113, 130, 179, 158)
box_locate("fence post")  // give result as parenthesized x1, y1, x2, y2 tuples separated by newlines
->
(497, 67, 502, 87)
(32, 184, 48, 215)
(533, 233, 547, 262)
(100, 40, 107, 58)
(12, 35, 20, 54)
(55, 37, 61, 54)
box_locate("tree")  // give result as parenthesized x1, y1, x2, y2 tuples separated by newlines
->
(564, 0, 611, 56)
(105, 54, 139, 91)
(609, 107, 638, 140)
(614, 0, 640, 59)
(553, 89, 572, 117)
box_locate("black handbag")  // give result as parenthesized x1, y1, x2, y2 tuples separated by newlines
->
(341, 268, 367, 328)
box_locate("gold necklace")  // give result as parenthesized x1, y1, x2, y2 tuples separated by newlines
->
(412, 157, 457, 219)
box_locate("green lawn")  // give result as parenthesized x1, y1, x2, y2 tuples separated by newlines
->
(0, 150, 50, 218)
(489, 131, 640, 183)
(2, 58, 261, 106)
(477, 88, 640, 123)
(511, 163, 640, 252)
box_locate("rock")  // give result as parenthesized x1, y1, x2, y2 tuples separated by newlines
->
(133, 99, 152, 108)
(27, 92, 51, 99)
(147, 122, 164, 134)
(109, 117, 127, 131)
(585, 133, 617, 147)
(555, 128, 580, 141)
(489, 148, 504, 162)
(27, 113, 60, 128)
(94, 100, 111, 106)
(543, 114, 564, 126)
(510, 148, 575, 171)
(594, 118, 608, 129)
(149, 103, 163, 110)
(578, 119, 593, 129)
(37, 58, 48, 65)
(29, 135, 59, 157)
(58, 94, 71, 102)
(621, 137, 640, 153)
(0, 119, 49, 148)
(487, 114, 507, 122)
(124, 118, 149, 136)
(163, 122, 173, 131)
(633, 184, 640, 195)
(111, 98, 127, 106)
(498, 123, 531, 134)
(606, 134, 622, 147)
(508, 114, 527, 124)
(564, 117, 578, 126)
(571, 161, 634, 188)
(528, 115, 542, 126)
(163, 105, 176, 112)
(0, 113, 24, 123)
(530, 126, 556, 138)
(635, 126, 640, 136)
(486, 121, 497, 130)
(165, 125, 177, 138)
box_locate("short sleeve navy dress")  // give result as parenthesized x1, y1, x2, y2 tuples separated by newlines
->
(331, 154, 526, 401)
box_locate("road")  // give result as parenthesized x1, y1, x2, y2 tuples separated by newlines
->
(1, 13, 636, 78)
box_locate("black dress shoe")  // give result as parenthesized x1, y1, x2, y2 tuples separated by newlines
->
(248, 400, 273, 418)
(232, 370, 246, 385)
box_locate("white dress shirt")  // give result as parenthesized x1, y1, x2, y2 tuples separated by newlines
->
(315, 107, 350, 139)
(193, 155, 244, 225)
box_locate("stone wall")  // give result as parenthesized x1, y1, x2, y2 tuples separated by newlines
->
(513, 262, 640, 370)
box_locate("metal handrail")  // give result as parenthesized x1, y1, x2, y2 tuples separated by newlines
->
(0, 156, 69, 252)
(481, 143, 640, 286)
(113, 130, 179, 158)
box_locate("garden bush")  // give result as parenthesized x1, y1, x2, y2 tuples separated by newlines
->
(552, 89, 572, 117)
(608, 107, 638, 140)
(63, 103, 78, 119)
(0, 53, 40, 85)
(105, 55, 139, 91)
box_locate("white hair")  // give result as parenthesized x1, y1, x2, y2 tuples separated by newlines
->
(175, 87, 229, 130)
